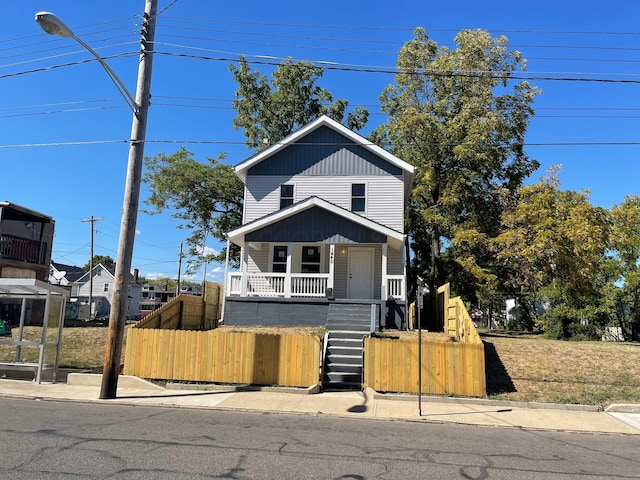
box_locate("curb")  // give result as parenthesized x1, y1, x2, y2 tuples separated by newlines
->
(368, 388, 603, 412)
(66, 373, 164, 391)
(605, 404, 640, 414)
(165, 382, 320, 395)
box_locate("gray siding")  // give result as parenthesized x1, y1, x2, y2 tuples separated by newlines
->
(246, 207, 387, 244)
(244, 175, 404, 230)
(246, 243, 269, 273)
(241, 124, 406, 231)
(247, 126, 403, 177)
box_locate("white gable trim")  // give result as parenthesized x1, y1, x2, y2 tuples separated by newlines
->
(75, 263, 115, 284)
(234, 115, 415, 182)
(227, 196, 405, 250)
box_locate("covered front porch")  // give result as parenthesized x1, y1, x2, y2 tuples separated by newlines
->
(222, 197, 408, 328)
(226, 243, 406, 302)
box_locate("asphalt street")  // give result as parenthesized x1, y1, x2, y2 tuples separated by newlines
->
(1, 397, 639, 479)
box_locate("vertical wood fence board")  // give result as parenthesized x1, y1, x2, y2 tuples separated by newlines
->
(374, 340, 383, 391)
(175, 330, 187, 381)
(123, 327, 137, 375)
(146, 329, 157, 379)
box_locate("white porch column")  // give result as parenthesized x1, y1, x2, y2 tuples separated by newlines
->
(328, 244, 335, 291)
(221, 238, 231, 319)
(284, 242, 292, 298)
(381, 242, 388, 300)
(240, 244, 249, 296)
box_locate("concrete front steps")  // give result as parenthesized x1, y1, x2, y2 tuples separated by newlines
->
(323, 303, 374, 391)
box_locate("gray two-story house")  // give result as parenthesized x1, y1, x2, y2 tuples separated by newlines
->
(222, 115, 414, 331)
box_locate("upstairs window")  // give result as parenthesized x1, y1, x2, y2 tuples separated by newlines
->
(280, 184, 294, 209)
(301, 246, 321, 273)
(103, 283, 109, 292)
(272, 245, 288, 273)
(351, 183, 366, 212)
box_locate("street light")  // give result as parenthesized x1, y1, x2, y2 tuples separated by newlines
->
(35, 12, 136, 111)
(35, 1, 158, 399)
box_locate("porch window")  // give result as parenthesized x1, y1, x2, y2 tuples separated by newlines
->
(351, 183, 366, 212)
(301, 245, 321, 273)
(272, 245, 287, 272)
(280, 184, 294, 209)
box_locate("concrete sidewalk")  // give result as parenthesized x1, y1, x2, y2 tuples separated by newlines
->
(0, 373, 639, 435)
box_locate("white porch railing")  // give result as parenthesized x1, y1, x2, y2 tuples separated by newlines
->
(227, 272, 329, 298)
(228, 272, 405, 300)
(387, 275, 405, 300)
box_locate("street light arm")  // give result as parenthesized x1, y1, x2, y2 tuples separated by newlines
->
(35, 11, 137, 111)
(70, 35, 138, 111)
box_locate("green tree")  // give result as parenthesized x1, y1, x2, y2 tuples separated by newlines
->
(602, 195, 640, 341)
(494, 168, 610, 337)
(143, 148, 244, 272)
(373, 28, 541, 301)
(144, 59, 369, 271)
(230, 56, 369, 150)
(83, 255, 115, 272)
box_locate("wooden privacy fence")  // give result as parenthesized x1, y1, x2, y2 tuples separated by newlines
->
(136, 281, 223, 331)
(123, 328, 321, 388)
(364, 282, 486, 397)
(363, 337, 486, 397)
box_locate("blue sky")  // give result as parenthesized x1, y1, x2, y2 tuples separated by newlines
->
(2, 0, 639, 283)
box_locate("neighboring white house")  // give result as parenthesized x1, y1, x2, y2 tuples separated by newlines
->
(73, 263, 141, 320)
(223, 115, 415, 329)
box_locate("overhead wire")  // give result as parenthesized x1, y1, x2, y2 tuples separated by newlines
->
(158, 16, 640, 37)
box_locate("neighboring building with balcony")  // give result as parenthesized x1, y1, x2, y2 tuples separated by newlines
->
(0, 202, 54, 281)
(222, 115, 414, 330)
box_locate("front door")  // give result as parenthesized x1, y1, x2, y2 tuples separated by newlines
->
(348, 248, 374, 299)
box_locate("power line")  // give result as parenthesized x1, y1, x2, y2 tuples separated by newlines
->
(0, 53, 139, 80)
(159, 16, 640, 37)
(1, 139, 638, 149)
(153, 50, 640, 83)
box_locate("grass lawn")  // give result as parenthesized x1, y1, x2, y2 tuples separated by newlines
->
(2, 325, 639, 408)
(481, 331, 640, 407)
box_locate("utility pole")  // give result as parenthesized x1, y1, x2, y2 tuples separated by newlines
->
(100, 0, 157, 399)
(176, 242, 183, 296)
(80, 216, 103, 321)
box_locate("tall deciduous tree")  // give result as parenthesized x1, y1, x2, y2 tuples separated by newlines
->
(143, 148, 244, 272)
(494, 168, 610, 336)
(230, 56, 368, 149)
(373, 28, 540, 300)
(603, 195, 640, 341)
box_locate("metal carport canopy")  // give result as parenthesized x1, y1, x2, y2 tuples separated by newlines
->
(0, 278, 69, 298)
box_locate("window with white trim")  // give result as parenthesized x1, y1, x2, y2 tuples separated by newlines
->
(351, 183, 366, 212)
(280, 184, 294, 209)
(301, 246, 321, 273)
(272, 245, 287, 273)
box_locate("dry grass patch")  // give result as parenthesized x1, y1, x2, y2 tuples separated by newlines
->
(218, 325, 327, 337)
(0, 326, 129, 371)
(483, 332, 640, 407)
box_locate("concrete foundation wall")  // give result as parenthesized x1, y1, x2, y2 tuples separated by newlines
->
(224, 298, 330, 327)
(224, 297, 406, 330)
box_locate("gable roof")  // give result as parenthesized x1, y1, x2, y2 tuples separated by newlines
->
(227, 196, 405, 250)
(51, 261, 85, 283)
(74, 263, 115, 284)
(234, 115, 415, 188)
